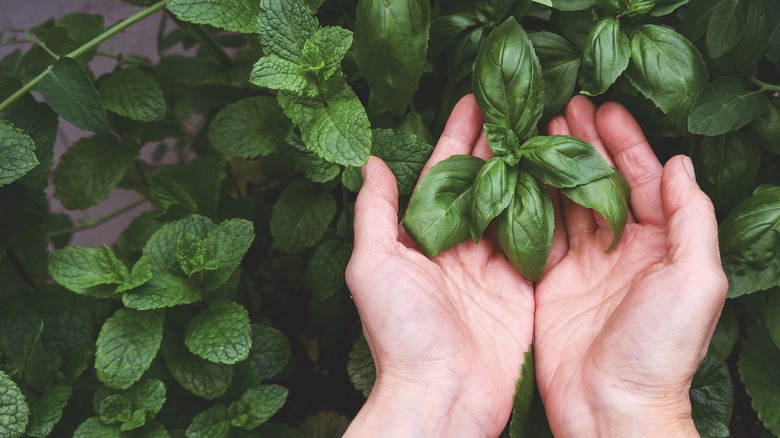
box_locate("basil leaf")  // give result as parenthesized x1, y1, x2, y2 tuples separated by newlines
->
(691, 131, 761, 212)
(579, 17, 630, 96)
(748, 99, 780, 155)
(626, 25, 708, 127)
(519, 135, 615, 188)
(497, 172, 554, 281)
(688, 76, 770, 136)
(528, 31, 580, 119)
(470, 156, 519, 243)
(706, 0, 769, 78)
(509, 348, 553, 438)
(473, 17, 543, 141)
(429, 13, 479, 56)
(448, 27, 487, 83)
(484, 123, 521, 157)
(404, 155, 484, 257)
(355, 0, 430, 116)
(706, 0, 748, 58)
(650, 0, 688, 16)
(679, 0, 726, 41)
(737, 325, 780, 436)
(719, 185, 780, 298)
(550, 0, 596, 10)
(561, 172, 630, 251)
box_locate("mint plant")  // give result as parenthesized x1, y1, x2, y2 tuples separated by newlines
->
(0, 0, 778, 436)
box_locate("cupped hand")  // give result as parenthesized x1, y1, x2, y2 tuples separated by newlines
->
(534, 96, 728, 437)
(344, 95, 535, 437)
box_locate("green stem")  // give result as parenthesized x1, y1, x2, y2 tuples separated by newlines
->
(39, 43, 61, 60)
(168, 14, 234, 68)
(46, 198, 147, 238)
(0, 0, 167, 114)
(749, 75, 780, 92)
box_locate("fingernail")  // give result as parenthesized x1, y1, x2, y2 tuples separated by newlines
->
(683, 157, 696, 182)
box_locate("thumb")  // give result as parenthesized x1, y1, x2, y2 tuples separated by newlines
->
(661, 155, 727, 286)
(352, 156, 400, 256)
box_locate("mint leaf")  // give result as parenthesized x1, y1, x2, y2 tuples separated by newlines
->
(176, 233, 211, 277)
(54, 135, 136, 210)
(305, 239, 352, 301)
(738, 325, 780, 435)
(26, 385, 72, 437)
(302, 98, 372, 167)
(0, 119, 38, 187)
(162, 336, 233, 400)
(119, 379, 166, 431)
(150, 159, 226, 217)
(285, 133, 340, 184)
(229, 385, 288, 430)
(122, 273, 201, 310)
(97, 68, 166, 122)
(270, 180, 336, 253)
(688, 76, 770, 136)
(39, 57, 110, 134)
(690, 351, 733, 438)
(1, 99, 58, 192)
(0, 371, 29, 438)
(185, 301, 252, 364)
(144, 215, 214, 276)
(201, 218, 254, 291)
(95, 309, 164, 389)
(259, 0, 318, 63)
(186, 405, 230, 438)
(347, 335, 376, 398)
(100, 395, 133, 424)
(49, 244, 129, 295)
(250, 324, 291, 381)
(302, 27, 353, 80)
(371, 129, 434, 195)
(167, 0, 262, 33)
(297, 411, 349, 437)
(116, 255, 153, 293)
(156, 56, 230, 86)
(73, 417, 120, 438)
(208, 96, 290, 158)
(249, 55, 315, 96)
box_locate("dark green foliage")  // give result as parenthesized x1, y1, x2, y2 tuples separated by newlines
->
(0, 0, 778, 436)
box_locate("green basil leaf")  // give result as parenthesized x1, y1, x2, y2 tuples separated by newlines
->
(509, 347, 552, 437)
(301, 98, 372, 167)
(497, 172, 554, 281)
(738, 325, 780, 436)
(691, 131, 761, 211)
(208, 96, 290, 159)
(550, 0, 596, 10)
(1, 99, 58, 193)
(429, 13, 479, 56)
(258, 0, 318, 63)
(403, 155, 484, 257)
(305, 239, 352, 301)
(49, 244, 128, 295)
(688, 76, 769, 136)
(250, 55, 315, 96)
(302, 26, 353, 81)
(561, 172, 630, 251)
(121, 273, 202, 310)
(519, 135, 615, 188)
(447, 27, 487, 83)
(650, 0, 688, 16)
(719, 185, 780, 298)
(579, 17, 630, 96)
(167, 0, 261, 34)
(679, 0, 726, 41)
(473, 17, 543, 140)
(354, 0, 430, 115)
(39, 57, 110, 134)
(706, 0, 748, 58)
(0, 119, 38, 187)
(690, 351, 733, 438)
(528, 31, 580, 119)
(710, 301, 738, 361)
(371, 128, 434, 195)
(748, 99, 780, 155)
(484, 123, 521, 157)
(625, 25, 708, 127)
(470, 156, 519, 243)
(706, 0, 769, 78)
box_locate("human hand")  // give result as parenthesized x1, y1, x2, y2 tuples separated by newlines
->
(534, 96, 728, 437)
(343, 95, 535, 437)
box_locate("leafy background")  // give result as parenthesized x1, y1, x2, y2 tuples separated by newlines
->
(0, 0, 778, 436)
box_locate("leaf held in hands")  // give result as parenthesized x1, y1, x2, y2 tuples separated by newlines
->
(470, 156, 519, 243)
(404, 155, 484, 257)
(519, 135, 615, 188)
(39, 57, 110, 134)
(561, 172, 630, 251)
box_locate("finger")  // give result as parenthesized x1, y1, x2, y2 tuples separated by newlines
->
(661, 156, 728, 310)
(548, 114, 596, 245)
(545, 187, 568, 269)
(596, 102, 665, 226)
(352, 157, 401, 256)
(564, 95, 615, 167)
(419, 94, 483, 180)
(471, 129, 494, 161)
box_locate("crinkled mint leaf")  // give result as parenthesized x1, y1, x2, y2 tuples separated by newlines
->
(738, 325, 780, 436)
(122, 273, 202, 310)
(201, 218, 254, 291)
(167, 0, 261, 33)
(116, 255, 153, 293)
(0, 301, 43, 375)
(302, 98, 372, 167)
(229, 385, 288, 430)
(156, 56, 230, 86)
(54, 135, 136, 210)
(0, 371, 29, 438)
(162, 336, 233, 400)
(690, 351, 733, 438)
(176, 233, 211, 277)
(285, 133, 340, 184)
(118, 379, 166, 431)
(270, 180, 336, 253)
(0, 119, 38, 187)
(49, 244, 129, 295)
(297, 410, 349, 437)
(144, 215, 214, 275)
(73, 417, 120, 438)
(305, 239, 352, 301)
(26, 385, 72, 437)
(185, 301, 252, 364)
(249, 55, 315, 96)
(208, 96, 290, 159)
(98, 68, 166, 122)
(250, 324, 291, 382)
(186, 405, 230, 438)
(259, 0, 318, 63)
(371, 129, 434, 195)
(149, 158, 226, 217)
(302, 26, 353, 80)
(2, 99, 58, 193)
(95, 309, 164, 389)
(39, 57, 110, 134)
(100, 395, 133, 425)
(347, 335, 375, 398)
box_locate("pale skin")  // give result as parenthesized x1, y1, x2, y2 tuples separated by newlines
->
(344, 95, 728, 437)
